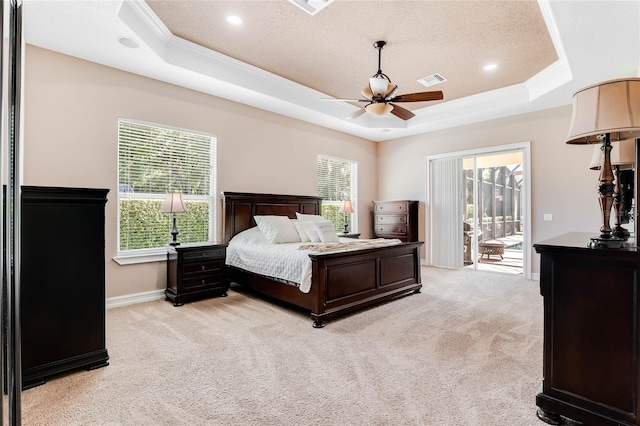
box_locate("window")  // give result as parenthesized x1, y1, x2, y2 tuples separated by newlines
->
(317, 155, 357, 232)
(118, 119, 216, 256)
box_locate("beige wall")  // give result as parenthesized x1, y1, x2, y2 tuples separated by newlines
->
(377, 105, 600, 273)
(24, 45, 377, 298)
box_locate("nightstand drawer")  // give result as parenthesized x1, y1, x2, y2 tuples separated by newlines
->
(183, 248, 225, 261)
(376, 224, 407, 235)
(374, 202, 407, 214)
(375, 214, 407, 224)
(182, 259, 224, 276)
(182, 273, 224, 291)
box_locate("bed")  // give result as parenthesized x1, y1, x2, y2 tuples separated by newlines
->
(223, 191, 423, 327)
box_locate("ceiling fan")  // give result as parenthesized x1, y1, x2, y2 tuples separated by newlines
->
(324, 41, 444, 121)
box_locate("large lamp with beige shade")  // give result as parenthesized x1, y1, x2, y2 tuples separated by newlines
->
(589, 138, 636, 239)
(566, 78, 640, 248)
(160, 192, 188, 246)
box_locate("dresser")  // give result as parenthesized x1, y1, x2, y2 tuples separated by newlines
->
(20, 186, 109, 389)
(165, 242, 228, 306)
(372, 200, 418, 242)
(534, 232, 640, 426)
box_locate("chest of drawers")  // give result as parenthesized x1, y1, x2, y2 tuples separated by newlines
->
(165, 242, 228, 306)
(373, 200, 419, 242)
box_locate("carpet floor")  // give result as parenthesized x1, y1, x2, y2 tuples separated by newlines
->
(21, 267, 543, 425)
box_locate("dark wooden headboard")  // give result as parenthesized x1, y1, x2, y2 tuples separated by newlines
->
(222, 192, 323, 243)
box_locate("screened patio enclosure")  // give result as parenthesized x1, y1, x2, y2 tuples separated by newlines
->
(463, 152, 524, 274)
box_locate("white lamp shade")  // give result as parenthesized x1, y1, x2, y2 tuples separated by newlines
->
(160, 192, 188, 213)
(566, 78, 640, 144)
(339, 200, 354, 213)
(362, 82, 395, 99)
(589, 138, 636, 170)
(369, 77, 390, 97)
(365, 102, 393, 116)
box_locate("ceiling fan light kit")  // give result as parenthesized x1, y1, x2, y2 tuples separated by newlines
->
(365, 102, 393, 116)
(324, 40, 444, 121)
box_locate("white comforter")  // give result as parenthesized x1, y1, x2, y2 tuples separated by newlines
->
(226, 227, 402, 293)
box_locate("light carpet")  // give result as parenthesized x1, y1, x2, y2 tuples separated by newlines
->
(21, 267, 543, 425)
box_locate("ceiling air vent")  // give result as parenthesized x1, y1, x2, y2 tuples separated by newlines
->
(417, 73, 447, 87)
(287, 0, 335, 15)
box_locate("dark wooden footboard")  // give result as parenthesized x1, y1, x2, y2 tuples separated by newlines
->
(308, 241, 422, 327)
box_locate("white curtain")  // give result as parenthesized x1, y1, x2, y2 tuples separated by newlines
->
(430, 157, 464, 268)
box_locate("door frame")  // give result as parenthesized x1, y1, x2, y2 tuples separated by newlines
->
(425, 141, 532, 279)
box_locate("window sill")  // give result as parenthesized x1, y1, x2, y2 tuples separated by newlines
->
(112, 250, 167, 265)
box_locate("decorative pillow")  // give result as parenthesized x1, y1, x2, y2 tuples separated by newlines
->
(313, 220, 340, 243)
(254, 215, 301, 244)
(305, 229, 321, 243)
(295, 212, 326, 222)
(294, 220, 317, 242)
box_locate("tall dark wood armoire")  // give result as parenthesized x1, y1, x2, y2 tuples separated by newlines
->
(20, 186, 109, 388)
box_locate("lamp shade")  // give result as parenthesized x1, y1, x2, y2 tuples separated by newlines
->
(589, 138, 636, 170)
(160, 192, 188, 213)
(369, 77, 390, 97)
(339, 200, 354, 214)
(365, 102, 394, 116)
(566, 78, 640, 144)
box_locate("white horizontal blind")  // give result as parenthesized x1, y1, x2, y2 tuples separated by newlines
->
(118, 119, 216, 252)
(317, 155, 357, 232)
(430, 157, 463, 268)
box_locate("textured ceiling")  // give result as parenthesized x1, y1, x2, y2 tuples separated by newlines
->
(147, 0, 557, 110)
(22, 1, 640, 141)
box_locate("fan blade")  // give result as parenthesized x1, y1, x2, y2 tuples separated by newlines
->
(389, 103, 415, 120)
(345, 109, 366, 120)
(321, 98, 370, 102)
(389, 91, 443, 103)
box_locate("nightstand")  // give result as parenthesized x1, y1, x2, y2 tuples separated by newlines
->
(165, 242, 228, 306)
(339, 233, 361, 239)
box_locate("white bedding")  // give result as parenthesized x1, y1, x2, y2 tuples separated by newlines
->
(225, 227, 402, 293)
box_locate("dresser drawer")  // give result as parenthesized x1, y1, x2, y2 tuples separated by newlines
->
(376, 224, 407, 235)
(182, 273, 224, 291)
(374, 202, 407, 214)
(182, 248, 225, 262)
(375, 214, 407, 224)
(182, 259, 224, 276)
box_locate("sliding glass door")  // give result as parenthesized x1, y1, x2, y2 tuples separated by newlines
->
(427, 143, 530, 277)
(463, 151, 524, 274)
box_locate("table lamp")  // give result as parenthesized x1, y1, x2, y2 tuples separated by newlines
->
(566, 78, 640, 248)
(160, 192, 188, 246)
(339, 200, 354, 234)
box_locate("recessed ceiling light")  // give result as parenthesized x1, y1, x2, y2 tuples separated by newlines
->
(484, 63, 498, 71)
(381, 129, 391, 132)
(227, 15, 242, 25)
(118, 37, 140, 49)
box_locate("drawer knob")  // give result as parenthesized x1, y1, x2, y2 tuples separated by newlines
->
(201, 265, 205, 271)
(201, 279, 205, 285)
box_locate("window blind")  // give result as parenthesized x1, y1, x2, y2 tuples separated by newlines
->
(317, 155, 358, 231)
(118, 119, 216, 252)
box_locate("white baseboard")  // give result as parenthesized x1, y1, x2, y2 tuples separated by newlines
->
(106, 289, 165, 309)
(531, 272, 540, 281)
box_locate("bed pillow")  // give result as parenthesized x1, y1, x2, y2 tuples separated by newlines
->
(305, 229, 321, 243)
(254, 215, 301, 244)
(313, 220, 340, 243)
(294, 220, 317, 242)
(295, 212, 326, 222)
